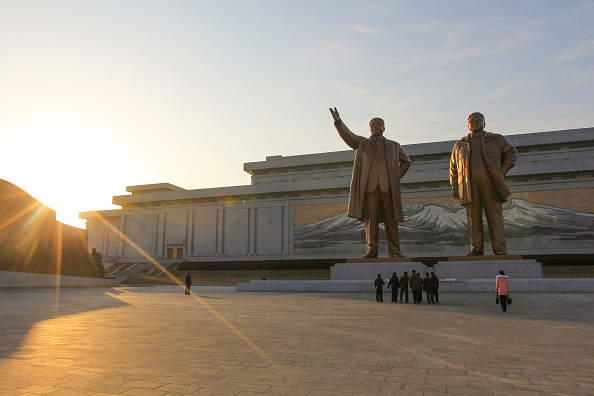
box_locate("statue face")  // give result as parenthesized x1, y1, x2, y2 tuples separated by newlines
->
(468, 114, 485, 134)
(369, 119, 385, 137)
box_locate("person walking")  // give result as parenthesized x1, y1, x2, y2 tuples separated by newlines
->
(388, 272, 399, 303)
(185, 272, 192, 295)
(399, 271, 409, 303)
(423, 272, 435, 304)
(374, 274, 384, 302)
(496, 270, 510, 312)
(409, 270, 423, 304)
(431, 272, 439, 303)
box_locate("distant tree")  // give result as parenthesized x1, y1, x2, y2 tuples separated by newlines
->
(89, 248, 105, 277)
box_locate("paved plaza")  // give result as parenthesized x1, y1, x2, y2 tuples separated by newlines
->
(0, 286, 593, 395)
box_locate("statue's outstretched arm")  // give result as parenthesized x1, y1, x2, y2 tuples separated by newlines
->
(330, 107, 359, 149)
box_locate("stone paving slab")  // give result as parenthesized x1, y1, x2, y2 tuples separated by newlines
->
(0, 286, 593, 395)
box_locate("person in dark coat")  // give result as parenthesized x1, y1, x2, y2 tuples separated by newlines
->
(185, 272, 192, 295)
(374, 274, 384, 302)
(399, 271, 409, 303)
(388, 272, 399, 303)
(409, 270, 423, 304)
(431, 272, 439, 303)
(423, 272, 435, 304)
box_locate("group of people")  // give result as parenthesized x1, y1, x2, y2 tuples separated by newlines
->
(374, 270, 439, 304)
(374, 269, 512, 312)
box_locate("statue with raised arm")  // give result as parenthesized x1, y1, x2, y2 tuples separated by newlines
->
(450, 112, 517, 255)
(330, 107, 411, 258)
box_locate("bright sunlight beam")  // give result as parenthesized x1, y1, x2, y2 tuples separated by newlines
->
(0, 114, 138, 228)
(92, 211, 293, 380)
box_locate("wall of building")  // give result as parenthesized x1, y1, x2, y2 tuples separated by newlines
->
(81, 127, 594, 262)
(292, 190, 594, 257)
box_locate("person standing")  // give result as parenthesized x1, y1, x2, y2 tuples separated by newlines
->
(450, 112, 517, 255)
(431, 272, 439, 303)
(409, 270, 423, 304)
(423, 272, 435, 304)
(388, 272, 399, 303)
(496, 270, 510, 312)
(374, 274, 384, 302)
(330, 107, 411, 258)
(185, 272, 192, 295)
(399, 271, 409, 303)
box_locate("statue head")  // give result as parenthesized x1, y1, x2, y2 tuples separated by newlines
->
(369, 118, 385, 137)
(468, 112, 486, 134)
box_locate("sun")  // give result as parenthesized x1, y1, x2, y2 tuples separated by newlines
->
(0, 114, 135, 228)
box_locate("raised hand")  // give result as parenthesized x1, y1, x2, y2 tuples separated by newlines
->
(329, 107, 341, 123)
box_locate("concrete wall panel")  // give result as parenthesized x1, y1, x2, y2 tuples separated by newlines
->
(164, 212, 187, 242)
(193, 211, 218, 255)
(106, 222, 120, 257)
(223, 208, 249, 255)
(255, 206, 283, 254)
(88, 226, 105, 253)
(126, 214, 154, 257)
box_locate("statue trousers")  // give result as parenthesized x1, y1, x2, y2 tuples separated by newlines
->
(364, 189, 401, 257)
(466, 173, 507, 255)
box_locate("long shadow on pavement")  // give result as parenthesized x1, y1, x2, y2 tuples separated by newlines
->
(0, 287, 129, 359)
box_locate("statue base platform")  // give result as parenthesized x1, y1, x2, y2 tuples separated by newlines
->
(447, 254, 523, 261)
(434, 259, 542, 279)
(332, 256, 542, 281)
(346, 257, 412, 263)
(235, 255, 594, 293)
(332, 259, 425, 281)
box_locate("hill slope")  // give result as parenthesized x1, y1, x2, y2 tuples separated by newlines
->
(0, 178, 101, 276)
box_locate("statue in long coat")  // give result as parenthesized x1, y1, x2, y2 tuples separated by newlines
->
(330, 107, 411, 258)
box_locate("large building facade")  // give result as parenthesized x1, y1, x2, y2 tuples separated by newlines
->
(80, 127, 594, 264)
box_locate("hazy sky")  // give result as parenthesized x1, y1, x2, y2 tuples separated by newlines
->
(1, 0, 593, 228)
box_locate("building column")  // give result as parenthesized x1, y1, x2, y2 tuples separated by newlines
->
(186, 210, 193, 257)
(218, 208, 224, 255)
(250, 205, 257, 254)
(118, 213, 126, 257)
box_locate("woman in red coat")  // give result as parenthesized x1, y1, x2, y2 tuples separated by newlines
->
(496, 270, 510, 312)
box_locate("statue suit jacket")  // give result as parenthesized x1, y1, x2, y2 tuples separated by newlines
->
(450, 131, 517, 205)
(334, 120, 411, 222)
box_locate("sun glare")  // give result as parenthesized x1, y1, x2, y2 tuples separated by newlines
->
(0, 115, 135, 228)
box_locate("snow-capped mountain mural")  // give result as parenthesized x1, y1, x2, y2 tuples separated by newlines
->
(293, 199, 594, 255)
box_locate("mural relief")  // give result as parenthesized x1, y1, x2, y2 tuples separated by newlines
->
(294, 198, 594, 255)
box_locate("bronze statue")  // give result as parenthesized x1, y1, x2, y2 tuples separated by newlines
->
(450, 112, 517, 255)
(330, 107, 411, 258)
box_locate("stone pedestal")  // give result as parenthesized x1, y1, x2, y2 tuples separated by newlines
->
(433, 258, 542, 279)
(332, 258, 426, 280)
